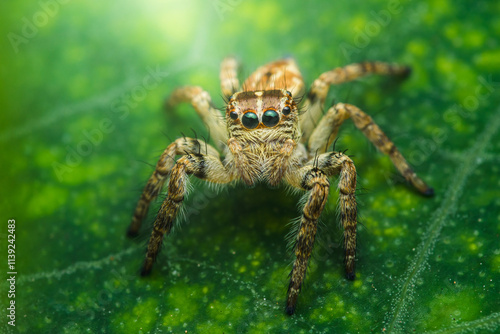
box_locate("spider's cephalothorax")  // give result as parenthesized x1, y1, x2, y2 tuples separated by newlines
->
(126, 57, 434, 315)
(225, 89, 302, 186)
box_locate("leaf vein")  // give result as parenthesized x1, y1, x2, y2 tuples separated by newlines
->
(424, 312, 500, 334)
(384, 107, 500, 333)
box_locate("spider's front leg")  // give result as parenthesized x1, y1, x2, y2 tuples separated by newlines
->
(141, 152, 232, 275)
(127, 138, 219, 237)
(285, 151, 357, 315)
(285, 166, 330, 315)
(318, 152, 358, 279)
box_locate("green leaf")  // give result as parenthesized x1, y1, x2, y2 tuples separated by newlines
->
(1, 0, 499, 333)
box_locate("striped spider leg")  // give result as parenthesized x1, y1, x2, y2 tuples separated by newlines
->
(284, 151, 357, 315)
(127, 84, 228, 237)
(303, 62, 434, 195)
(141, 149, 233, 275)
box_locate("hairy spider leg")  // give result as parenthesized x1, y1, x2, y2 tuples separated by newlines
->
(127, 138, 220, 237)
(308, 102, 434, 195)
(313, 152, 358, 280)
(167, 86, 227, 152)
(301, 61, 411, 142)
(220, 56, 240, 97)
(284, 151, 357, 315)
(141, 152, 233, 275)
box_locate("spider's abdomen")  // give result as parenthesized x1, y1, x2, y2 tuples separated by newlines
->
(242, 58, 304, 97)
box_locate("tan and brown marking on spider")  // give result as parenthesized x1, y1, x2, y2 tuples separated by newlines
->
(127, 57, 433, 315)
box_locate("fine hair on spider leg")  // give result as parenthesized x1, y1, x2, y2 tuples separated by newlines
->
(295, 95, 307, 116)
(172, 179, 193, 231)
(285, 201, 332, 260)
(285, 215, 304, 255)
(284, 218, 330, 297)
(286, 224, 328, 286)
(143, 175, 193, 234)
(200, 135, 209, 155)
(311, 213, 338, 265)
(160, 129, 174, 144)
(284, 187, 312, 245)
(189, 128, 202, 155)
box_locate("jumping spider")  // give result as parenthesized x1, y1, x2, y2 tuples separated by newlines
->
(127, 57, 433, 315)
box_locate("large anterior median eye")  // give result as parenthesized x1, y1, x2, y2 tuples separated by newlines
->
(242, 112, 259, 129)
(262, 109, 279, 127)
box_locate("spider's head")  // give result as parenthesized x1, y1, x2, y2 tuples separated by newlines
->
(225, 89, 300, 140)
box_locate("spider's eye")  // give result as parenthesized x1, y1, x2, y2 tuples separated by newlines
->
(242, 112, 259, 129)
(282, 106, 291, 115)
(262, 109, 280, 127)
(229, 111, 238, 120)
(286, 90, 292, 97)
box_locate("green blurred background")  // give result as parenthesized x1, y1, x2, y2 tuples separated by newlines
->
(1, 0, 499, 333)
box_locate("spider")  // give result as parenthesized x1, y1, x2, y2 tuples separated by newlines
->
(126, 57, 433, 315)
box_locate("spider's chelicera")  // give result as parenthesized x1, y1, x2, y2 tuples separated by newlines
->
(126, 57, 433, 315)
